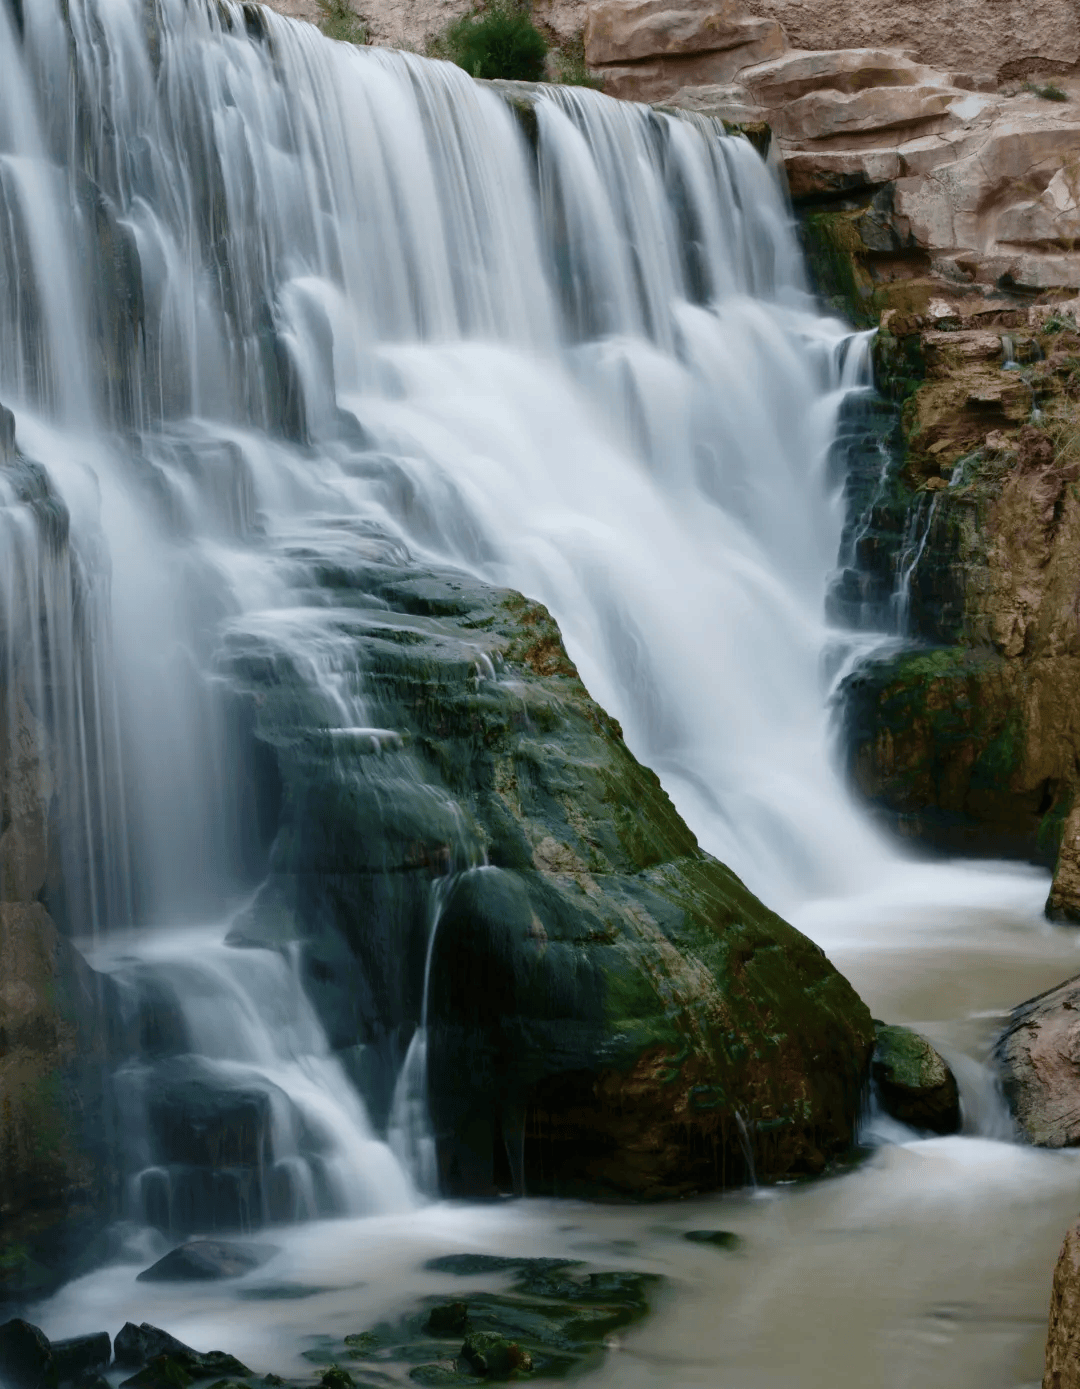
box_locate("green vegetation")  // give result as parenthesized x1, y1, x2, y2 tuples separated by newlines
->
(317, 0, 367, 44)
(435, 0, 548, 81)
(1025, 81, 1068, 101)
(551, 34, 604, 88)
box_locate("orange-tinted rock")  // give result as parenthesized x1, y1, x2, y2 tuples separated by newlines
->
(1045, 1221, 1080, 1389)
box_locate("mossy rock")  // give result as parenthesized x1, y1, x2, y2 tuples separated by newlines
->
(227, 548, 874, 1198)
(871, 1024, 960, 1134)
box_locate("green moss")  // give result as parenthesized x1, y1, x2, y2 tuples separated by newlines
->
(970, 707, 1024, 788)
(1025, 81, 1068, 101)
(800, 211, 875, 325)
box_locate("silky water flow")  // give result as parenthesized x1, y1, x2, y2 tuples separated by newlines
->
(2, 3, 1079, 1386)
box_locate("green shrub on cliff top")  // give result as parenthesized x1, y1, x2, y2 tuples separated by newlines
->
(436, 1, 547, 81)
(318, 0, 367, 44)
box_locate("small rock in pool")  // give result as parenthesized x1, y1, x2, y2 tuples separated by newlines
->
(460, 1331, 532, 1379)
(683, 1230, 743, 1250)
(871, 1023, 960, 1134)
(137, 1239, 278, 1283)
(0, 1319, 54, 1389)
(425, 1304, 470, 1336)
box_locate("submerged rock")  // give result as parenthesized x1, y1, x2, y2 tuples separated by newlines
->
(683, 1229, 743, 1249)
(136, 1239, 278, 1283)
(229, 554, 875, 1199)
(871, 1023, 960, 1133)
(997, 974, 1080, 1147)
(1045, 1220, 1080, 1388)
(325, 1254, 652, 1382)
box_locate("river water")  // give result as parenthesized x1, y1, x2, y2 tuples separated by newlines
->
(5, 3, 1080, 1385)
(28, 862, 1080, 1389)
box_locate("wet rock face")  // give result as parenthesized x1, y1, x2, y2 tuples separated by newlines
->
(228, 548, 874, 1199)
(871, 1023, 960, 1133)
(1045, 1221, 1080, 1389)
(828, 295, 1080, 909)
(0, 901, 117, 1302)
(0, 1320, 112, 1389)
(997, 973, 1080, 1146)
(112, 1323, 249, 1383)
(0, 414, 119, 1301)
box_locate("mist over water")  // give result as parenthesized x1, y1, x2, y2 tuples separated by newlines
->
(3, 3, 1077, 1384)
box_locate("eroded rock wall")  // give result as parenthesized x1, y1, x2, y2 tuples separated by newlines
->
(750, 0, 1080, 85)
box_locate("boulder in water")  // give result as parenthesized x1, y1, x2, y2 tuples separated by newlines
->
(118, 1358, 193, 1389)
(112, 1325, 249, 1380)
(51, 1334, 112, 1384)
(234, 562, 876, 1200)
(997, 974, 1080, 1146)
(1045, 1219, 1080, 1387)
(136, 1239, 278, 1283)
(871, 1023, 960, 1133)
(0, 1320, 55, 1389)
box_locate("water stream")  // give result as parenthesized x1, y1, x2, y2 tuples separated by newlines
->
(3, 3, 1078, 1385)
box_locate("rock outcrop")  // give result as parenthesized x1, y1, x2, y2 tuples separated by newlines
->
(1046, 1221, 1080, 1389)
(998, 974, 1080, 1146)
(667, 47, 1080, 298)
(835, 295, 1080, 897)
(227, 544, 875, 1199)
(583, 0, 785, 101)
(751, 0, 1079, 85)
(259, 0, 1080, 88)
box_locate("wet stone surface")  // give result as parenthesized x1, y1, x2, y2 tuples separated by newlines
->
(295, 1255, 658, 1383)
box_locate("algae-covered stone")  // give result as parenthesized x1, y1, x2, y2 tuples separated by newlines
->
(871, 1023, 960, 1133)
(459, 1332, 531, 1379)
(227, 547, 874, 1198)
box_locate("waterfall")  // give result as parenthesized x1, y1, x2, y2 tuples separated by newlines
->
(0, 0, 889, 1215)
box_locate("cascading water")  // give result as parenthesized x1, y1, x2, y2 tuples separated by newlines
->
(0, 0, 895, 1233)
(9, 6, 1080, 1386)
